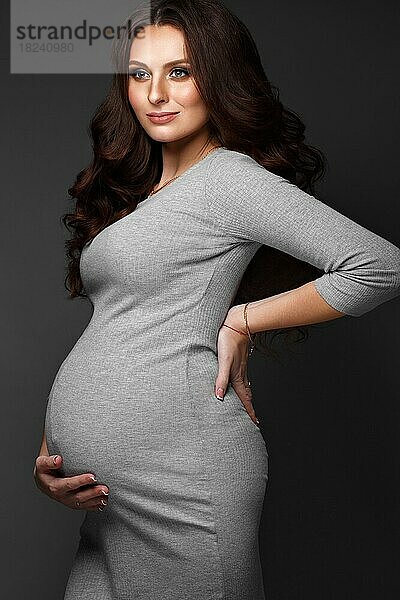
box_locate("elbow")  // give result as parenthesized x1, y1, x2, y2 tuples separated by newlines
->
(363, 235, 400, 291)
(382, 241, 400, 291)
(390, 270, 400, 295)
(315, 238, 400, 318)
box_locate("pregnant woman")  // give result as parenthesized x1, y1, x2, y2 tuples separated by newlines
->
(33, 1, 400, 599)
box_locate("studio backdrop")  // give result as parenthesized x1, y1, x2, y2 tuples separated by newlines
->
(2, 1, 400, 599)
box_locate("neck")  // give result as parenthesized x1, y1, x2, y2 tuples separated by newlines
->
(157, 132, 219, 183)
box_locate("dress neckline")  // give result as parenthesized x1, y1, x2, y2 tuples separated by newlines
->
(140, 146, 227, 204)
(82, 147, 228, 250)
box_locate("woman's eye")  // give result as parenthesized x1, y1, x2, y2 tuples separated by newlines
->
(128, 67, 191, 80)
(170, 67, 191, 79)
(128, 69, 149, 80)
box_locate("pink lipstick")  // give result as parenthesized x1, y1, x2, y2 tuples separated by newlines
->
(146, 112, 180, 124)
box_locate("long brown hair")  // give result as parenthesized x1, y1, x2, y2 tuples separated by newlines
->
(62, 0, 327, 359)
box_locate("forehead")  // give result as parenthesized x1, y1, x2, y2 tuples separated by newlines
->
(129, 24, 188, 63)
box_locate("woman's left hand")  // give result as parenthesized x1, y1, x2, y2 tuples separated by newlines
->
(215, 304, 260, 427)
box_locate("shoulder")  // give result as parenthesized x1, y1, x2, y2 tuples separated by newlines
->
(207, 148, 286, 187)
(205, 147, 289, 200)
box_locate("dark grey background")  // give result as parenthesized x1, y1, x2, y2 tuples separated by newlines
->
(3, 1, 400, 598)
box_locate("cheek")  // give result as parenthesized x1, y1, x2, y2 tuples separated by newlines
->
(177, 86, 209, 121)
(128, 86, 141, 112)
(178, 85, 204, 107)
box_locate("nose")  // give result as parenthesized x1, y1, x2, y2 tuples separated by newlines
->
(148, 74, 168, 105)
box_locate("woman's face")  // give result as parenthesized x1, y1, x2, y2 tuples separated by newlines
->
(128, 24, 210, 144)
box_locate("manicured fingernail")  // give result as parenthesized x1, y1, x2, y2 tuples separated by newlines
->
(53, 455, 59, 464)
(101, 489, 109, 496)
(90, 475, 97, 482)
(216, 387, 224, 401)
(255, 418, 260, 425)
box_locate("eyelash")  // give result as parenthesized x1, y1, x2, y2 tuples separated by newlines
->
(128, 67, 191, 80)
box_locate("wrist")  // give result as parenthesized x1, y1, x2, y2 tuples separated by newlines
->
(223, 302, 255, 356)
(224, 303, 256, 351)
(225, 304, 247, 335)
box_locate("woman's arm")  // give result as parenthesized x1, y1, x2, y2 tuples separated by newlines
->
(206, 151, 400, 321)
(226, 281, 345, 334)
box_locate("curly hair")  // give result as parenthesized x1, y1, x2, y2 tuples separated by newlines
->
(62, 0, 328, 359)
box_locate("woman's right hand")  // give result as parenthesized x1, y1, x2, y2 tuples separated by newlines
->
(33, 454, 109, 512)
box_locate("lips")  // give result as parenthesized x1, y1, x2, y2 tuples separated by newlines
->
(146, 112, 180, 124)
(146, 112, 179, 116)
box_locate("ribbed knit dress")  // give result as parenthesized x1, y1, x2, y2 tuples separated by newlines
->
(44, 147, 400, 600)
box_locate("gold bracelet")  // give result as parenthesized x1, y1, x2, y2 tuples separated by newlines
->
(243, 302, 255, 356)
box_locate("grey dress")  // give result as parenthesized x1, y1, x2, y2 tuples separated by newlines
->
(44, 147, 400, 599)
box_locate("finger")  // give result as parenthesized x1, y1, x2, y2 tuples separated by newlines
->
(76, 493, 109, 512)
(243, 364, 251, 389)
(60, 473, 99, 495)
(231, 378, 259, 425)
(241, 373, 259, 425)
(35, 454, 63, 474)
(33, 455, 65, 493)
(46, 472, 98, 499)
(214, 363, 232, 401)
(232, 375, 253, 405)
(74, 485, 109, 505)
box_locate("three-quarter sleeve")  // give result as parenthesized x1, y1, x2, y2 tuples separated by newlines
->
(205, 151, 400, 317)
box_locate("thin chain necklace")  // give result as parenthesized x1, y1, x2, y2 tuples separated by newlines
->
(148, 145, 223, 197)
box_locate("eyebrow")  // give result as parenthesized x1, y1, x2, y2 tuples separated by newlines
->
(128, 59, 189, 67)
